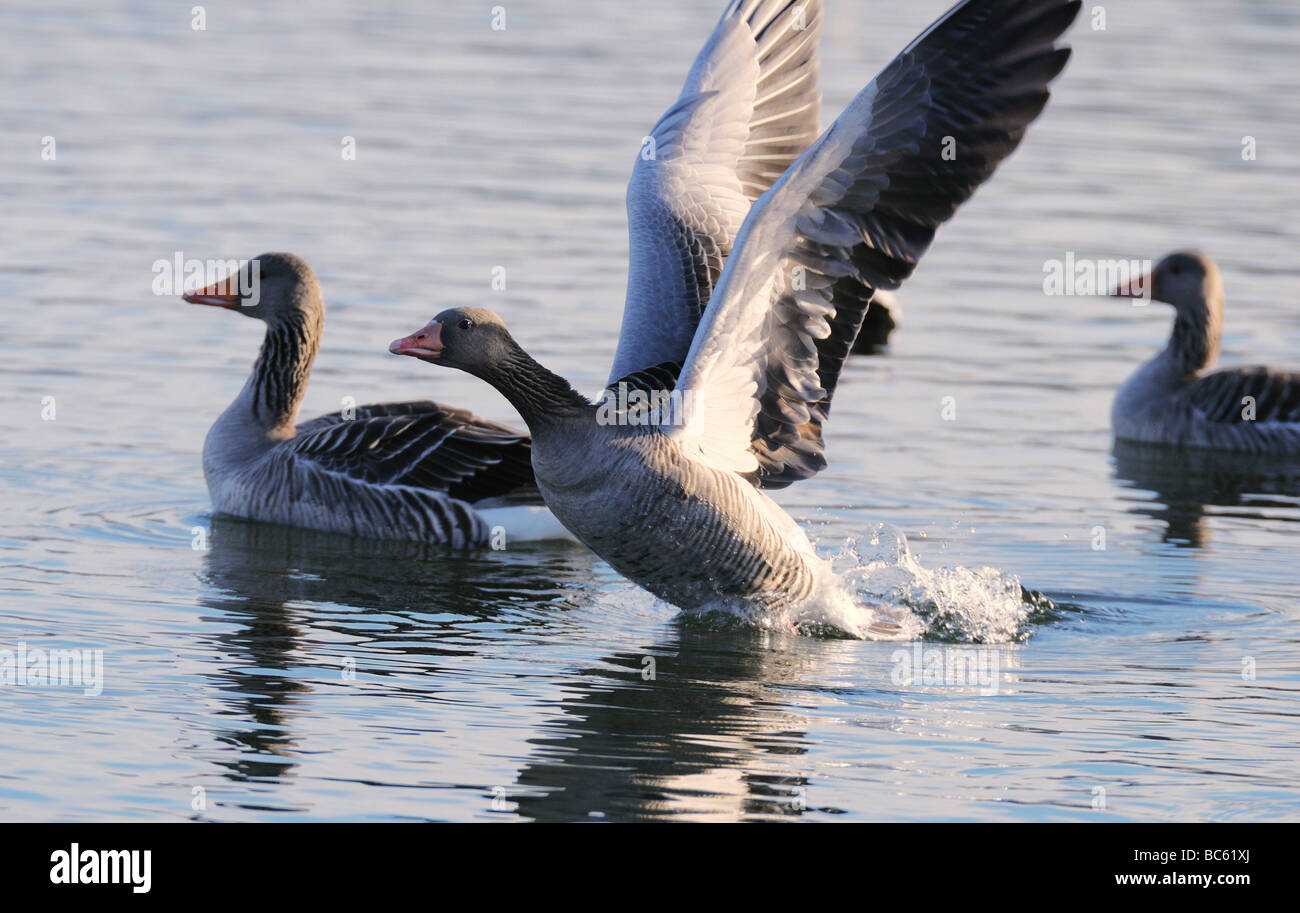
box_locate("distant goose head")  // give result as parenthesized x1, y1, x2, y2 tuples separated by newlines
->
(390, 307, 587, 426)
(1114, 250, 1225, 374)
(1114, 250, 1223, 314)
(183, 252, 322, 326)
(185, 252, 324, 432)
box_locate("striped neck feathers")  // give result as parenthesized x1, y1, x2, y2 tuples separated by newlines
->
(475, 340, 589, 430)
(243, 309, 323, 435)
(1164, 292, 1223, 377)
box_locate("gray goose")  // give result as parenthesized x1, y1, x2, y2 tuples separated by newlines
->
(1111, 251, 1300, 454)
(390, 0, 1081, 613)
(188, 253, 567, 546)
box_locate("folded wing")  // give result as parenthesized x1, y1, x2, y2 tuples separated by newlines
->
(1182, 368, 1300, 425)
(288, 402, 538, 505)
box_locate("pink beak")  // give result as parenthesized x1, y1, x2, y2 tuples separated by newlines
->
(1112, 272, 1151, 300)
(389, 321, 445, 360)
(183, 277, 242, 309)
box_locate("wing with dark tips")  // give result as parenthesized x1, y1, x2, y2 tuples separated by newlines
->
(669, 0, 1080, 488)
(1181, 367, 1300, 426)
(289, 401, 540, 505)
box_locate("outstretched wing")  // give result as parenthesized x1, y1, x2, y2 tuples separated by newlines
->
(289, 401, 538, 505)
(608, 0, 824, 384)
(668, 0, 1081, 487)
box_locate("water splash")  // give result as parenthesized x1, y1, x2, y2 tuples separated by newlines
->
(683, 523, 1051, 642)
(834, 524, 1039, 642)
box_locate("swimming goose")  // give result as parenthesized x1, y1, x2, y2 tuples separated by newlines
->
(392, 0, 1080, 612)
(1111, 251, 1300, 454)
(188, 252, 567, 546)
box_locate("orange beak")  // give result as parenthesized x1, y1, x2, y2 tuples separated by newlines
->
(183, 277, 242, 309)
(389, 322, 444, 360)
(1112, 272, 1151, 300)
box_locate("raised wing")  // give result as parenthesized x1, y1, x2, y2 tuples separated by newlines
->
(289, 402, 538, 505)
(608, 0, 824, 384)
(668, 0, 1081, 487)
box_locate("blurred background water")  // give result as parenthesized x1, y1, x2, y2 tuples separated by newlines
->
(0, 0, 1297, 821)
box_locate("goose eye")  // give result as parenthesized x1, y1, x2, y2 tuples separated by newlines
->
(458, 318, 473, 330)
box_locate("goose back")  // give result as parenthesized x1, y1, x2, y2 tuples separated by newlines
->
(1115, 364, 1300, 454)
(205, 400, 543, 546)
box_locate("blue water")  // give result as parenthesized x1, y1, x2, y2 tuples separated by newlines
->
(0, 0, 1297, 821)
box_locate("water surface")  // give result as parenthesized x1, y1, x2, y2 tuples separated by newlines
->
(1, 0, 1298, 821)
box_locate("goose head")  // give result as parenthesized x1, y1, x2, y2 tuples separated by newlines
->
(388, 307, 516, 377)
(1113, 250, 1224, 321)
(1113, 250, 1224, 373)
(183, 252, 322, 326)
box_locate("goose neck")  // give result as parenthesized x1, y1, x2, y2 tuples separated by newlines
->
(477, 342, 589, 431)
(1165, 300, 1221, 378)
(244, 310, 323, 436)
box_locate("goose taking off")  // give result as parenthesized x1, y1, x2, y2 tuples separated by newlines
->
(188, 253, 567, 546)
(392, 0, 1080, 612)
(1111, 251, 1300, 454)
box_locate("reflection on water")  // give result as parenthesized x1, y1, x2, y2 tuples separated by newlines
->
(1113, 440, 1300, 548)
(197, 516, 598, 795)
(512, 629, 818, 821)
(508, 633, 1026, 821)
(200, 515, 597, 625)
(192, 518, 1052, 822)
